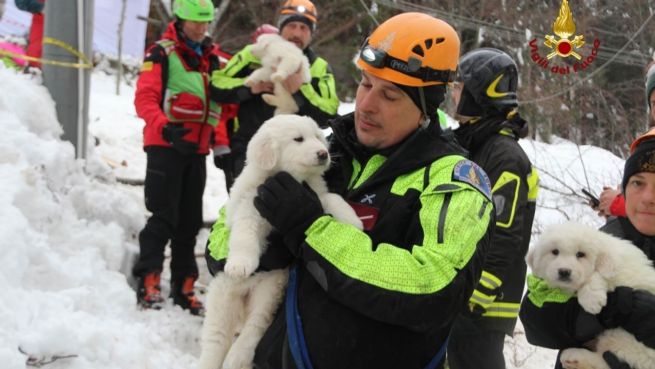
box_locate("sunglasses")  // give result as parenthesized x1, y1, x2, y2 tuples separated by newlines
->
(359, 40, 455, 84)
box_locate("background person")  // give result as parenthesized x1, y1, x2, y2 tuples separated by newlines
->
(590, 61, 655, 219)
(519, 129, 655, 369)
(132, 0, 229, 315)
(209, 0, 338, 190)
(447, 47, 538, 369)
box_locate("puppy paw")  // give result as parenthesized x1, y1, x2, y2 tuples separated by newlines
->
(261, 93, 278, 107)
(222, 348, 253, 369)
(561, 348, 609, 369)
(270, 72, 285, 83)
(224, 256, 259, 278)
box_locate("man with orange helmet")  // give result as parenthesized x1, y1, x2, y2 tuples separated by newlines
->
(206, 12, 492, 369)
(209, 0, 338, 190)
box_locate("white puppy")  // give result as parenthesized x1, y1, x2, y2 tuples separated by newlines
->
(527, 221, 655, 369)
(198, 115, 362, 369)
(244, 33, 311, 115)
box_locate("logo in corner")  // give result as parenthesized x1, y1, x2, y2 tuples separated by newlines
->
(528, 0, 601, 75)
(544, 0, 584, 60)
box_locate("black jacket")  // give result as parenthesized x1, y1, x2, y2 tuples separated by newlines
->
(455, 116, 537, 334)
(251, 114, 494, 369)
(519, 216, 655, 367)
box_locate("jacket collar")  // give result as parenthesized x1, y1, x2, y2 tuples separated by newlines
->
(329, 113, 466, 193)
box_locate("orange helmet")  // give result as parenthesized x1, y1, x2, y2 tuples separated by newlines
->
(277, 0, 317, 31)
(630, 127, 655, 153)
(356, 12, 460, 87)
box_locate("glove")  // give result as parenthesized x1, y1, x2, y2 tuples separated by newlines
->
(254, 171, 324, 256)
(603, 351, 632, 369)
(595, 286, 655, 350)
(212, 146, 232, 170)
(598, 286, 634, 329)
(162, 124, 199, 155)
(214, 154, 231, 170)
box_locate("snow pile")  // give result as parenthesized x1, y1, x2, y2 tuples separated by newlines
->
(0, 67, 201, 369)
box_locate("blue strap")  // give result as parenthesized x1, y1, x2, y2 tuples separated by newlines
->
(286, 266, 314, 369)
(286, 266, 448, 369)
(423, 335, 449, 369)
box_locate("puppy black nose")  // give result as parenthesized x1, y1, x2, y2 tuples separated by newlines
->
(558, 268, 571, 280)
(317, 150, 328, 163)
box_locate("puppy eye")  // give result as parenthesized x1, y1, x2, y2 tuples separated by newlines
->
(294, 136, 304, 142)
(576, 251, 585, 258)
(551, 249, 559, 256)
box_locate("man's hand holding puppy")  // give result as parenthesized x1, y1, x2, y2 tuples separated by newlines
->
(254, 171, 324, 255)
(282, 67, 306, 94)
(249, 80, 275, 94)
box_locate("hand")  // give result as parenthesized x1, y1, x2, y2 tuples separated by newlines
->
(253, 171, 324, 255)
(467, 275, 500, 317)
(250, 81, 274, 94)
(603, 351, 632, 369)
(162, 124, 199, 155)
(597, 187, 621, 217)
(212, 146, 232, 170)
(281, 68, 305, 94)
(467, 302, 486, 319)
(600, 287, 655, 348)
(213, 154, 231, 170)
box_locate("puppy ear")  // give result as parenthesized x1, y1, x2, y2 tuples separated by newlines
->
(248, 129, 278, 171)
(595, 250, 616, 279)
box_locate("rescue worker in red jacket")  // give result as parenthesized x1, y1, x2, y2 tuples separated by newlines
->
(132, 0, 229, 315)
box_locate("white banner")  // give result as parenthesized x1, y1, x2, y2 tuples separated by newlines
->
(0, 0, 150, 59)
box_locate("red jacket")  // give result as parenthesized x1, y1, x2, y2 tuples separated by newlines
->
(134, 22, 231, 154)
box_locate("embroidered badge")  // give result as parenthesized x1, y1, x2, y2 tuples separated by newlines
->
(452, 160, 492, 199)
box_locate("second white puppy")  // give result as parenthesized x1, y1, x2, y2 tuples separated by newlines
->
(245, 33, 311, 115)
(198, 114, 362, 369)
(527, 221, 655, 369)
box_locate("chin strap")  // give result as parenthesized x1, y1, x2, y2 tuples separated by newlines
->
(418, 87, 431, 129)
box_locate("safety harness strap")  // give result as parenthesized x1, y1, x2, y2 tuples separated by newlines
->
(285, 266, 450, 369)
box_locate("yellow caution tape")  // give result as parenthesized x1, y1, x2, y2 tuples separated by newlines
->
(0, 36, 92, 69)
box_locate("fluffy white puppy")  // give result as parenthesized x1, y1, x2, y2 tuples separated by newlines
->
(244, 33, 311, 115)
(198, 114, 362, 369)
(527, 221, 655, 369)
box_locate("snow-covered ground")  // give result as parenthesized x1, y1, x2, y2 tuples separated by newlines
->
(0, 66, 624, 369)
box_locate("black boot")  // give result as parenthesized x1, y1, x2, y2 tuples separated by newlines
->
(170, 276, 204, 316)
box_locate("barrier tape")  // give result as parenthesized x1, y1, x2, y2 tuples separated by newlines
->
(0, 36, 92, 68)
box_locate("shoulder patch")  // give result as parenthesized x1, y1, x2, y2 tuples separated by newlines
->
(452, 160, 492, 199)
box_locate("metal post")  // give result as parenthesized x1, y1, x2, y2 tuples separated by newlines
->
(42, 0, 94, 159)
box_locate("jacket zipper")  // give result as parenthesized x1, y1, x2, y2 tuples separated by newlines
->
(437, 193, 452, 244)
